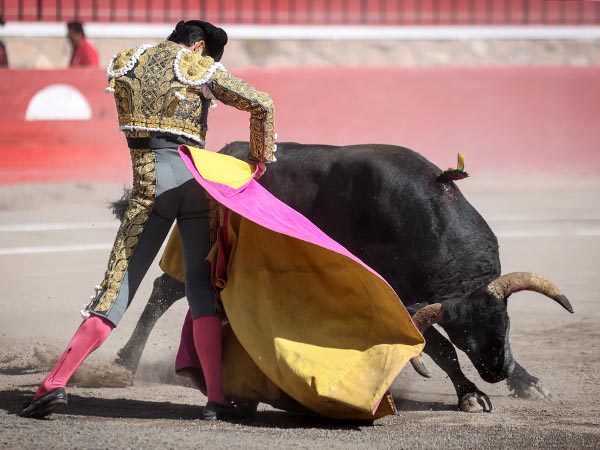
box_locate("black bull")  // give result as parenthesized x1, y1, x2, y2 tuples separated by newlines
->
(113, 142, 573, 413)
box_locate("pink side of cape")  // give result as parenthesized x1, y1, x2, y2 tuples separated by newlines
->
(178, 145, 389, 286)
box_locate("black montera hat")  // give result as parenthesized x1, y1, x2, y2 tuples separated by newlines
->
(170, 20, 228, 62)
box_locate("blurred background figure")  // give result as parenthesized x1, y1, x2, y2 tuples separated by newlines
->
(67, 20, 98, 68)
(0, 16, 8, 67)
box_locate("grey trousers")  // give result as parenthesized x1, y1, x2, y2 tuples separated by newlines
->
(85, 147, 216, 326)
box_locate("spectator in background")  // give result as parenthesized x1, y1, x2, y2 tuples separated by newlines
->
(0, 17, 8, 68)
(67, 20, 99, 67)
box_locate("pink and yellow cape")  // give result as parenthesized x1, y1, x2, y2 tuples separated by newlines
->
(161, 145, 425, 421)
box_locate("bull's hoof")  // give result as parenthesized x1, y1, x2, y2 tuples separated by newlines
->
(507, 379, 553, 400)
(458, 392, 493, 413)
(114, 350, 138, 374)
(113, 358, 134, 373)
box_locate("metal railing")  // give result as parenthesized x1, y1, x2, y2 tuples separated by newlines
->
(1, 0, 599, 25)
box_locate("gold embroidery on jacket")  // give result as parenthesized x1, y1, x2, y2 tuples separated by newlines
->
(92, 149, 157, 313)
(108, 41, 276, 156)
(209, 69, 276, 163)
(110, 41, 211, 143)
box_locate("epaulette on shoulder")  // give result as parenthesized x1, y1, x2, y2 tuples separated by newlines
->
(174, 49, 225, 86)
(107, 44, 153, 79)
(437, 153, 469, 183)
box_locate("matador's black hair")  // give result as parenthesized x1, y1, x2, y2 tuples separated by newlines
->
(167, 20, 228, 62)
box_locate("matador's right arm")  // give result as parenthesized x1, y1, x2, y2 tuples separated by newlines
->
(203, 68, 277, 164)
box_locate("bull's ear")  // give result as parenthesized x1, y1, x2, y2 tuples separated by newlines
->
(436, 293, 483, 324)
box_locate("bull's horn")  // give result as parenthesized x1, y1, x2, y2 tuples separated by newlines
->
(412, 303, 444, 333)
(487, 272, 573, 313)
(410, 356, 431, 378)
(410, 303, 444, 379)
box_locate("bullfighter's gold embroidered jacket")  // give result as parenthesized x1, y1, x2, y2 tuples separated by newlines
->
(106, 40, 276, 163)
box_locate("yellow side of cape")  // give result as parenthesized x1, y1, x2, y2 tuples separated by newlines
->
(160, 150, 424, 421)
(186, 147, 255, 188)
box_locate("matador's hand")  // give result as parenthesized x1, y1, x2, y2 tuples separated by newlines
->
(253, 162, 266, 180)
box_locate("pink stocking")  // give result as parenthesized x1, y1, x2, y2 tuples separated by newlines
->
(34, 315, 114, 400)
(192, 315, 226, 405)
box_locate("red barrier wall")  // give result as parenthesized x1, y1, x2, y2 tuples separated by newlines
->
(1, 67, 599, 184)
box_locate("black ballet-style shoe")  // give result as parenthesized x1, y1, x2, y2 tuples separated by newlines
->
(202, 400, 254, 421)
(21, 387, 68, 419)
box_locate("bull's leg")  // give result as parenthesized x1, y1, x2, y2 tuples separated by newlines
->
(115, 273, 186, 373)
(506, 361, 552, 400)
(422, 327, 493, 413)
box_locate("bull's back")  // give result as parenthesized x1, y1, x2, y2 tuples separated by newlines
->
(220, 142, 500, 303)
(221, 141, 439, 213)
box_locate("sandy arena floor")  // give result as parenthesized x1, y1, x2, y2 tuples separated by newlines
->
(0, 177, 599, 449)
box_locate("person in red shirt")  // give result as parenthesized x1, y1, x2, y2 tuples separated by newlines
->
(67, 21, 99, 68)
(0, 16, 8, 68)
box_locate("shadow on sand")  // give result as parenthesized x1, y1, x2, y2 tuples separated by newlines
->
(394, 396, 455, 412)
(0, 388, 455, 429)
